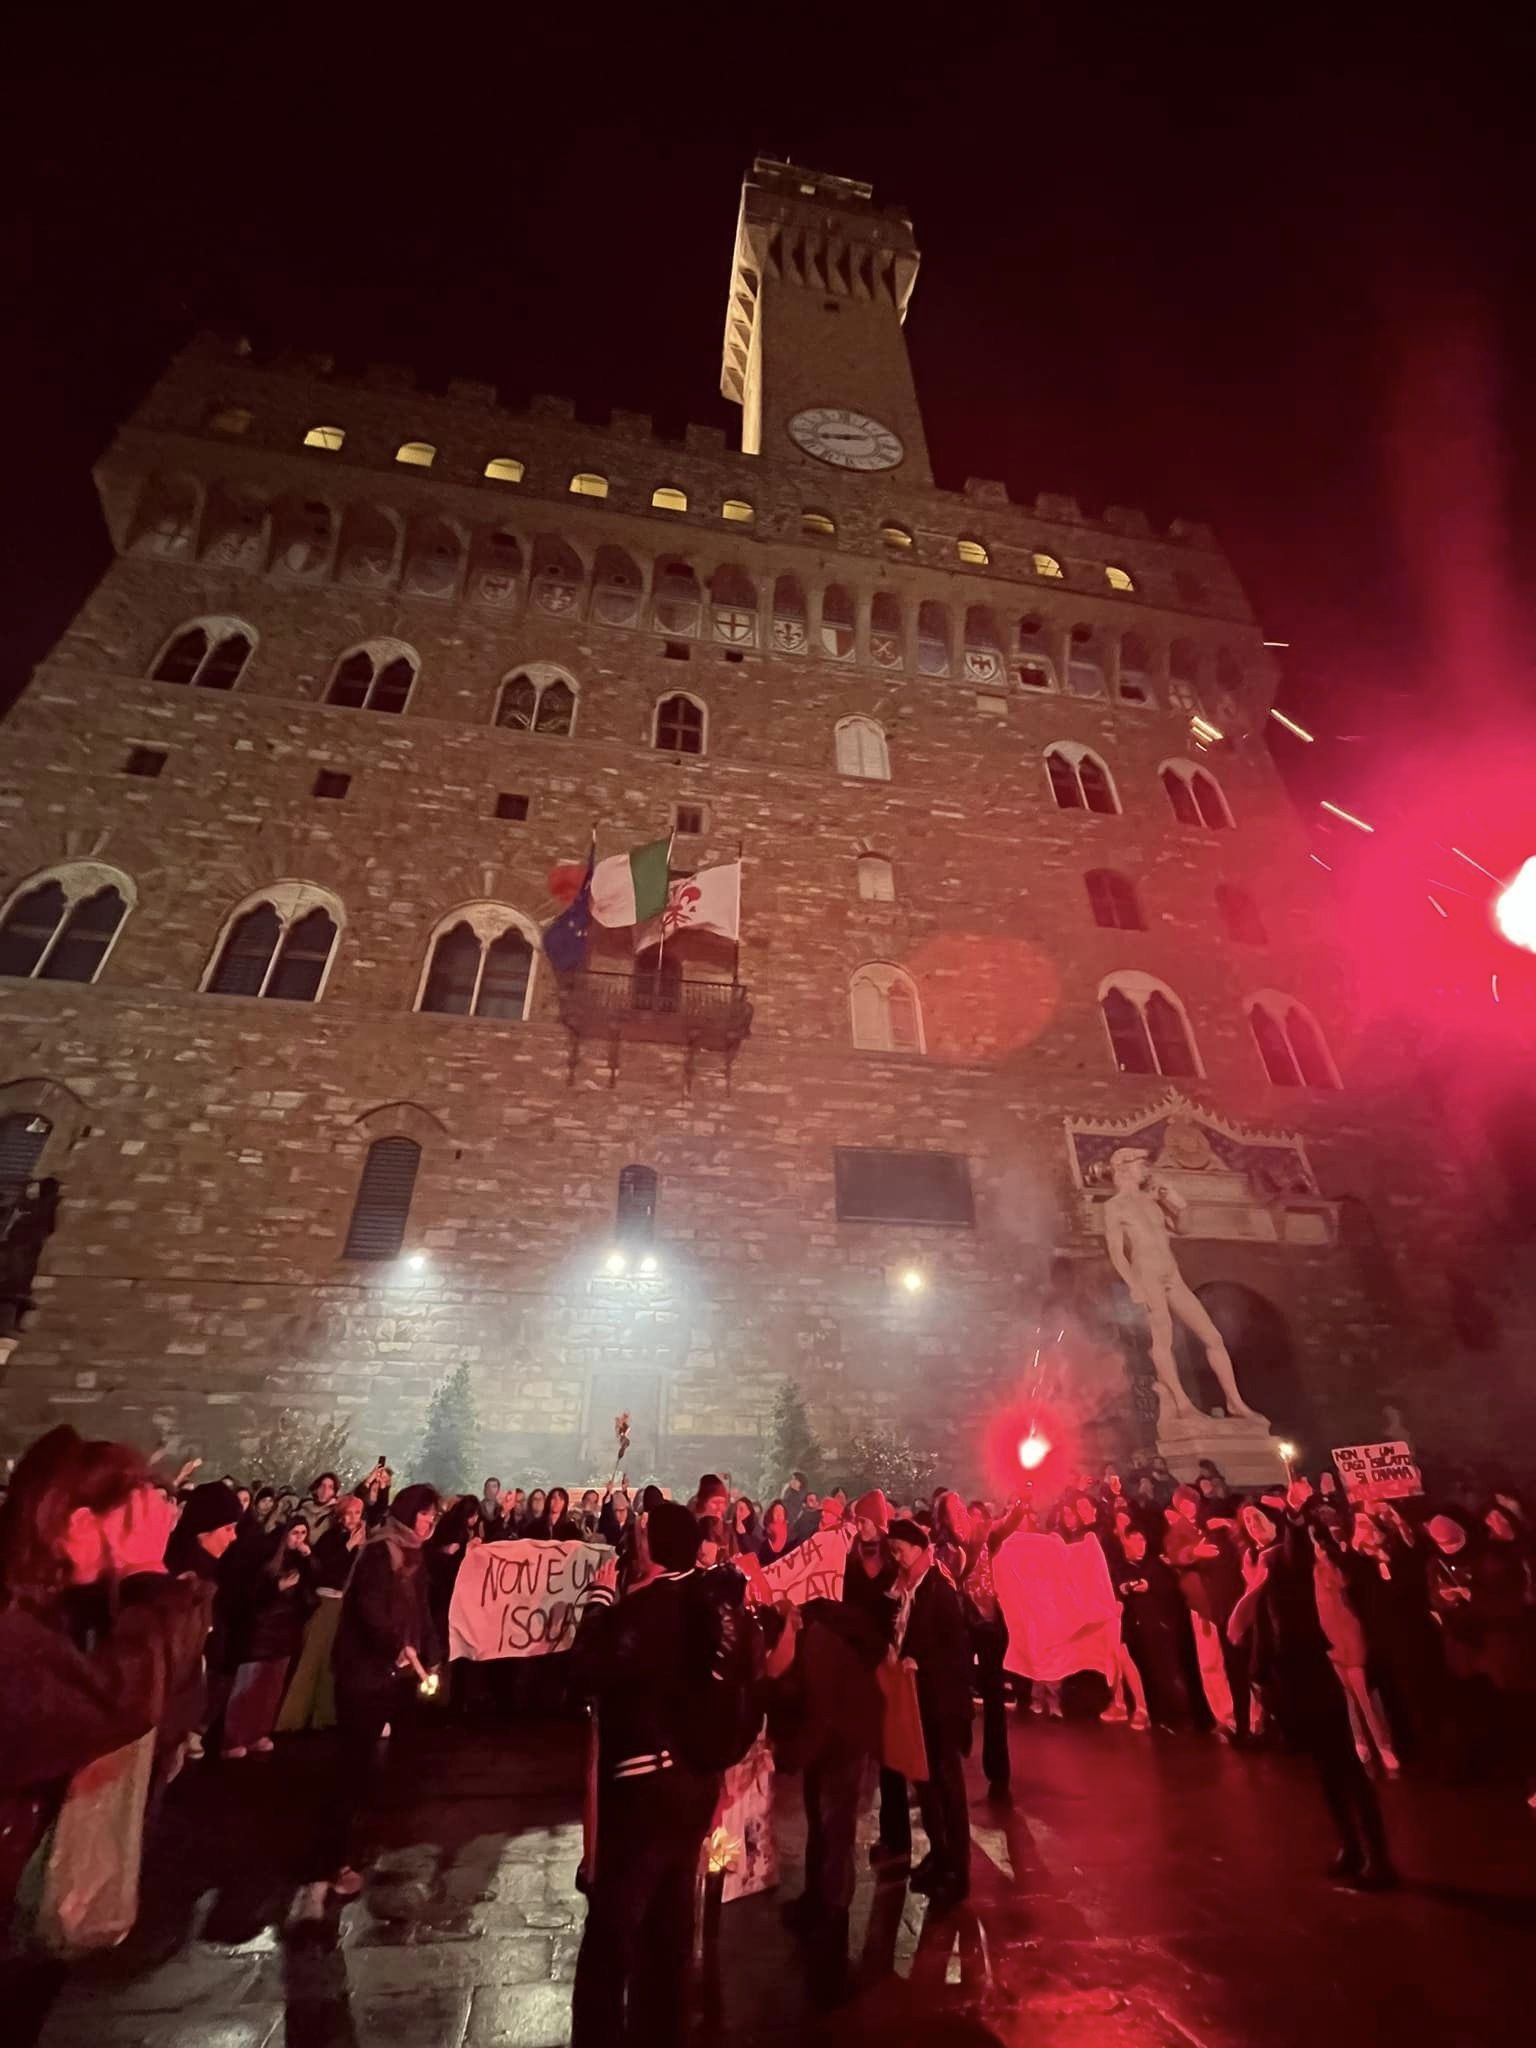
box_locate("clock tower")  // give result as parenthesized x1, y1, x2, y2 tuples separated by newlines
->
(721, 158, 933, 487)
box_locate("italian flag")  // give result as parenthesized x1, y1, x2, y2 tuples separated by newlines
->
(590, 838, 672, 929)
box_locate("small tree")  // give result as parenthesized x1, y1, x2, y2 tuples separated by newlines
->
(839, 1423, 937, 1510)
(757, 1377, 824, 1498)
(415, 1363, 480, 1496)
(209, 1408, 353, 1495)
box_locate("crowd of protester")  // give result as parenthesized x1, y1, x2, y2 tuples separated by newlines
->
(2, 1425, 1533, 2036)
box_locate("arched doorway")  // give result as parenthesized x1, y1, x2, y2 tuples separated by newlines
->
(1175, 1282, 1306, 1434)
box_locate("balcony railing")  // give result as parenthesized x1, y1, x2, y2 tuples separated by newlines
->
(555, 971, 753, 1052)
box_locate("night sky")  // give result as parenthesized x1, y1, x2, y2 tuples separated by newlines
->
(10, 16, 1536, 1022)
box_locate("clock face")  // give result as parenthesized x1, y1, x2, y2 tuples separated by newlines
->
(787, 407, 904, 471)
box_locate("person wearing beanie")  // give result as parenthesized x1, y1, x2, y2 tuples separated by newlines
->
(300, 1482, 441, 1903)
(887, 1518, 973, 1910)
(1164, 1484, 1239, 1736)
(843, 1489, 909, 1869)
(164, 1480, 244, 1758)
(570, 1499, 720, 2046)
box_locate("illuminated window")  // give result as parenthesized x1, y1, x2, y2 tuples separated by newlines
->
(850, 963, 923, 1053)
(1162, 760, 1233, 829)
(204, 884, 342, 1002)
(957, 538, 989, 566)
(0, 864, 133, 984)
(652, 485, 688, 512)
(1045, 743, 1119, 815)
(857, 854, 896, 902)
(1085, 869, 1144, 930)
(722, 498, 755, 524)
(206, 405, 251, 435)
(395, 441, 436, 469)
(342, 1137, 421, 1260)
(1031, 550, 1064, 579)
(569, 472, 609, 498)
(654, 693, 705, 754)
(1216, 884, 1267, 944)
(1100, 974, 1200, 1078)
(151, 618, 254, 690)
(303, 425, 345, 452)
(1105, 564, 1136, 593)
(327, 641, 418, 715)
(496, 667, 577, 737)
(835, 716, 890, 781)
(1248, 995, 1339, 1088)
(484, 457, 525, 483)
(880, 523, 913, 552)
(801, 509, 836, 537)
(417, 906, 538, 1021)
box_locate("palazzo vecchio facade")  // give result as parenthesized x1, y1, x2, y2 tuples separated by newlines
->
(0, 161, 1509, 1486)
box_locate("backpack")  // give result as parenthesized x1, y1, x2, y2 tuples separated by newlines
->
(670, 1570, 766, 1774)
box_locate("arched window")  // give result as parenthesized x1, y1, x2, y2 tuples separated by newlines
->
(772, 575, 809, 654)
(1045, 743, 1118, 815)
(880, 523, 914, 553)
(151, 619, 254, 690)
(957, 538, 989, 566)
(395, 440, 436, 468)
(962, 607, 1004, 684)
(1066, 625, 1106, 698)
(1216, 883, 1267, 944)
(850, 963, 924, 1053)
(1162, 760, 1232, 829)
(417, 906, 537, 1020)
(302, 424, 345, 451)
(0, 1111, 51, 1186)
(484, 456, 525, 483)
(652, 485, 687, 512)
(496, 666, 577, 737)
(342, 1136, 421, 1260)
(801, 510, 836, 538)
(651, 559, 702, 638)
(327, 641, 417, 715)
(204, 885, 341, 1002)
(0, 863, 133, 984)
(916, 601, 949, 677)
(1118, 632, 1152, 705)
(820, 583, 856, 659)
(1248, 995, 1340, 1088)
(1085, 869, 1143, 930)
(709, 564, 757, 646)
(206, 404, 251, 435)
(858, 853, 896, 901)
(835, 716, 890, 781)
(569, 472, 609, 498)
(530, 534, 585, 615)
(722, 498, 755, 524)
(654, 693, 705, 754)
(1099, 974, 1201, 1077)
(869, 592, 903, 669)
(1105, 564, 1135, 592)
(616, 1163, 658, 1242)
(1031, 549, 1064, 580)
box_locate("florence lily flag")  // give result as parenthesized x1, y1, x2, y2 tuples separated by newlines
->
(634, 862, 742, 950)
(590, 839, 672, 929)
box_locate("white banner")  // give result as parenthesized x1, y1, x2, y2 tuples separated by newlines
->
(1331, 1441, 1422, 1501)
(448, 1539, 615, 1661)
(756, 1527, 851, 1606)
(993, 1531, 1120, 1684)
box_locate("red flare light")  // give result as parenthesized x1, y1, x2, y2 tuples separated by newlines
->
(1017, 1430, 1051, 1471)
(1493, 856, 1536, 955)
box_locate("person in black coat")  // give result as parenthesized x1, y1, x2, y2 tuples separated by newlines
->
(303, 1483, 441, 1898)
(1113, 1524, 1191, 1727)
(526, 1485, 581, 1541)
(887, 1517, 972, 1909)
(222, 1517, 317, 1757)
(843, 1490, 910, 1866)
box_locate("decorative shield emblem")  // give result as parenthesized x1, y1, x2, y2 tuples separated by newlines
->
(917, 640, 949, 677)
(653, 602, 700, 637)
(871, 633, 901, 667)
(714, 607, 756, 644)
(772, 618, 807, 653)
(820, 627, 855, 659)
(476, 573, 518, 607)
(535, 580, 578, 615)
(592, 587, 641, 626)
(964, 649, 1002, 682)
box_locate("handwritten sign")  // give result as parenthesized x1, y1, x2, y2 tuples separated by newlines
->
(759, 1527, 851, 1607)
(448, 1539, 614, 1661)
(1331, 1441, 1422, 1501)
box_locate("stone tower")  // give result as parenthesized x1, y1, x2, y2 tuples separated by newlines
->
(0, 162, 1495, 1486)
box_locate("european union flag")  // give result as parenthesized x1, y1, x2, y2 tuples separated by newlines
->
(542, 845, 595, 972)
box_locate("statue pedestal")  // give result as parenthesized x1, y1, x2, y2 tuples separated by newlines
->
(1156, 1410, 1286, 1489)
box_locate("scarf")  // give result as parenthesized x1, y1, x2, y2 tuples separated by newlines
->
(369, 1517, 426, 1572)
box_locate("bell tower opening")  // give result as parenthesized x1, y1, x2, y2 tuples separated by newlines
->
(721, 158, 932, 486)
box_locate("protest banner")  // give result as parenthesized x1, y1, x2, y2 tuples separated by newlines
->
(759, 1526, 851, 1606)
(448, 1539, 614, 1661)
(993, 1530, 1120, 1684)
(1330, 1441, 1422, 1501)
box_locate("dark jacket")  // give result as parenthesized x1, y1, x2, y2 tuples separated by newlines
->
(768, 1597, 886, 1771)
(310, 1520, 364, 1594)
(570, 1569, 715, 1781)
(842, 1539, 899, 1645)
(897, 1563, 973, 1752)
(333, 1529, 437, 1699)
(0, 1575, 212, 1911)
(236, 1549, 317, 1664)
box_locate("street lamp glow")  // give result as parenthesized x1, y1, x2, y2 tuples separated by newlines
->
(405, 1252, 427, 1272)
(1276, 1440, 1297, 1462)
(899, 1267, 925, 1294)
(603, 1250, 628, 1276)
(639, 1254, 659, 1275)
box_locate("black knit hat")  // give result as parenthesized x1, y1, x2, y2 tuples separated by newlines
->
(178, 1481, 243, 1537)
(887, 1517, 929, 1548)
(648, 1500, 701, 1573)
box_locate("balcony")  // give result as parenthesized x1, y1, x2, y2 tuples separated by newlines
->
(555, 970, 753, 1065)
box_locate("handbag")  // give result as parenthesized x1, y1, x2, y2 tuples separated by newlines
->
(35, 1732, 155, 1955)
(876, 1658, 929, 1783)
